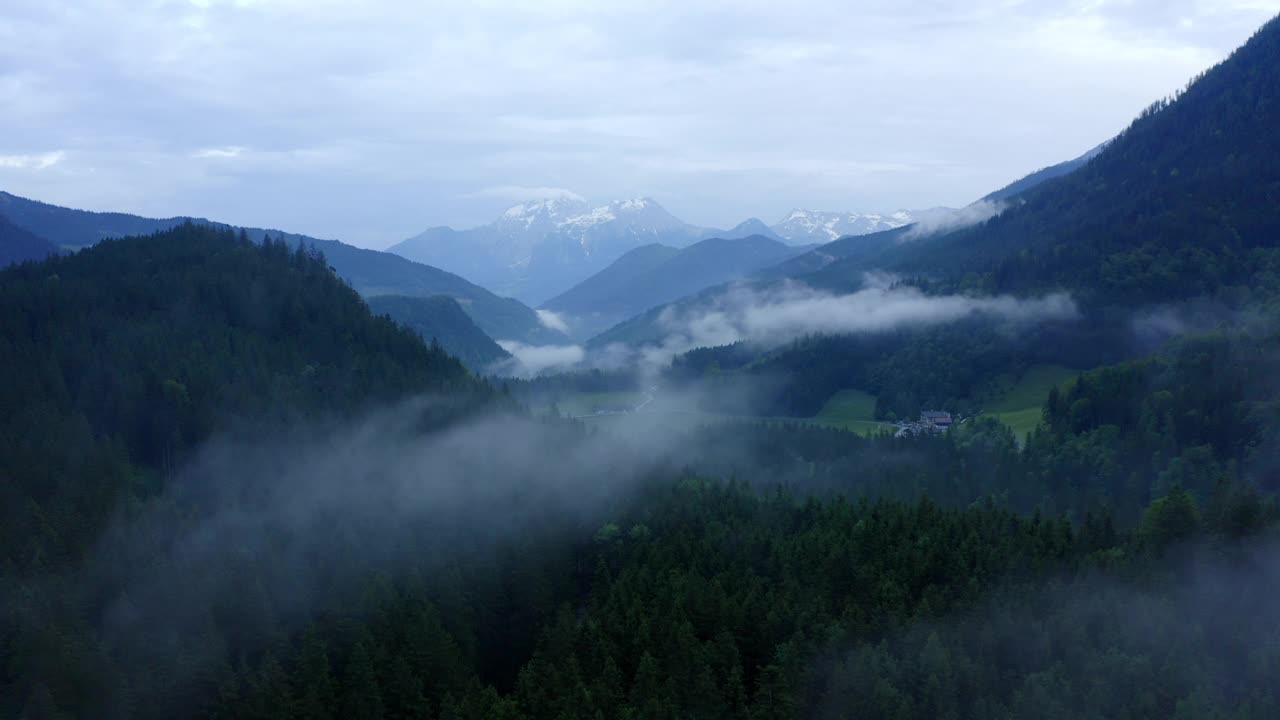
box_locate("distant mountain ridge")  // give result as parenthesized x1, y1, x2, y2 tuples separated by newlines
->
(390, 197, 791, 304)
(543, 234, 812, 339)
(0, 191, 564, 346)
(769, 207, 953, 243)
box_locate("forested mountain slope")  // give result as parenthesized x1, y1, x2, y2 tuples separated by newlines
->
(808, 15, 1280, 301)
(0, 192, 564, 344)
(4, 223, 1280, 720)
(980, 141, 1106, 203)
(367, 294, 512, 371)
(0, 223, 480, 575)
(544, 235, 809, 339)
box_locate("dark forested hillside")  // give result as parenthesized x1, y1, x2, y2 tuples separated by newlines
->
(808, 16, 1280, 303)
(194, 478, 1280, 720)
(304, 237, 566, 345)
(979, 141, 1106, 203)
(0, 192, 564, 345)
(0, 213, 60, 267)
(368, 294, 512, 371)
(669, 314, 1122, 420)
(0, 223, 479, 574)
(4, 226, 1280, 720)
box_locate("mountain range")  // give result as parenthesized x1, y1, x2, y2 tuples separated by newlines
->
(0, 192, 568, 354)
(770, 207, 952, 243)
(388, 197, 941, 305)
(587, 14, 1280, 364)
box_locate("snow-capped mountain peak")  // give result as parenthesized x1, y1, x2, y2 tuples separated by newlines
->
(498, 196, 589, 228)
(771, 208, 923, 243)
(394, 194, 795, 304)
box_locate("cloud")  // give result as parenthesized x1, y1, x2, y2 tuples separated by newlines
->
(599, 276, 1080, 375)
(467, 185, 587, 203)
(78, 398, 707, 699)
(899, 199, 1007, 240)
(0, 150, 65, 170)
(496, 340, 585, 376)
(192, 145, 246, 159)
(536, 308, 572, 334)
(0, 1, 1276, 245)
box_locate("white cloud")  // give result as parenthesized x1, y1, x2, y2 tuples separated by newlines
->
(535, 309, 572, 334)
(495, 340, 585, 376)
(602, 276, 1080, 376)
(0, 150, 65, 170)
(467, 186, 586, 203)
(193, 145, 246, 159)
(899, 199, 1006, 240)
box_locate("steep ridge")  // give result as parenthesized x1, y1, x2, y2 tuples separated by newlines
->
(807, 16, 1280, 301)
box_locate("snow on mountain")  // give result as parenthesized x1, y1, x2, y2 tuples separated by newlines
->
(770, 209, 923, 243)
(391, 197, 727, 304)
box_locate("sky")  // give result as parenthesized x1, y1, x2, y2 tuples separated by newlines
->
(1, 0, 1278, 249)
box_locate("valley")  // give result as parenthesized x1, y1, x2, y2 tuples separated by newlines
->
(4, 7, 1280, 720)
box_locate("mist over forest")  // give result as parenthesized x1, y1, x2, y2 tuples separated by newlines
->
(4, 6, 1280, 720)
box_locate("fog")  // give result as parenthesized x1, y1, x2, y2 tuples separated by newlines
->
(535, 309, 571, 334)
(75, 371, 966, 697)
(814, 540, 1280, 718)
(494, 276, 1079, 379)
(494, 340, 586, 376)
(598, 276, 1079, 378)
(898, 199, 1007, 240)
(72, 392, 816, 695)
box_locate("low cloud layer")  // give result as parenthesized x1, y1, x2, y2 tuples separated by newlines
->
(496, 339, 585, 376)
(535, 308, 572, 334)
(598, 277, 1079, 376)
(899, 199, 1006, 240)
(75, 399, 703, 701)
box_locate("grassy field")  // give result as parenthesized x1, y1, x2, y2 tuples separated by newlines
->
(985, 365, 1079, 441)
(987, 365, 1080, 413)
(988, 407, 1045, 440)
(812, 389, 896, 437)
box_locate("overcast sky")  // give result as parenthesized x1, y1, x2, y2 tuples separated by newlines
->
(2, 1, 1277, 248)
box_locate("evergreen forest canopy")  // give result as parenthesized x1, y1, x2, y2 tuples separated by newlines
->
(6, 14, 1280, 720)
(4, 223, 1280, 720)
